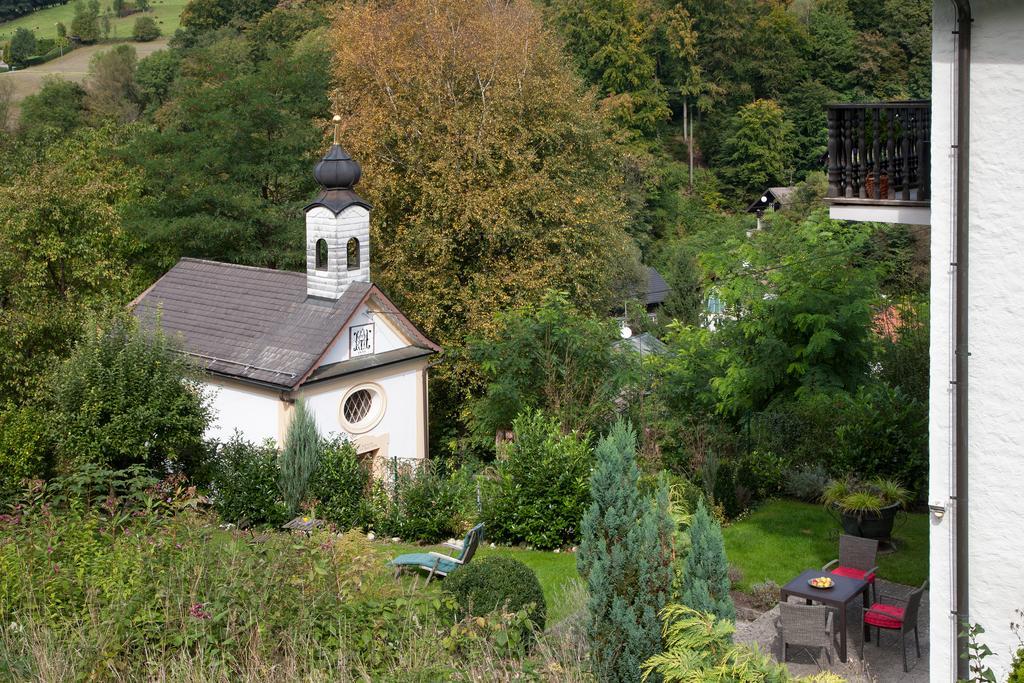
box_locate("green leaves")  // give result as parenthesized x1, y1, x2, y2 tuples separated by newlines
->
(469, 290, 631, 441)
(483, 410, 591, 550)
(50, 313, 211, 473)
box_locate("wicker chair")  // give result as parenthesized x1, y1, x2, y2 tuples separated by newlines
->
(862, 580, 928, 672)
(777, 601, 836, 668)
(824, 534, 879, 602)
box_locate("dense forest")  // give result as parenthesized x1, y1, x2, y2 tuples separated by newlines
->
(0, 0, 931, 473)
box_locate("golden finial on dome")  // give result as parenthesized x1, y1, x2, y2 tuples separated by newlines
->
(332, 114, 341, 145)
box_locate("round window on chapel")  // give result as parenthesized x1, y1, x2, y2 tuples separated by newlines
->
(339, 384, 386, 433)
(343, 389, 374, 425)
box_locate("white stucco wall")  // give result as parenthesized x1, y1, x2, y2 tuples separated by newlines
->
(203, 359, 427, 461)
(297, 359, 428, 462)
(204, 377, 282, 446)
(306, 205, 371, 299)
(930, 3, 1024, 679)
(319, 298, 410, 366)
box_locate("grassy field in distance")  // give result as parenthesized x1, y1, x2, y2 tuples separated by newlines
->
(0, 0, 186, 43)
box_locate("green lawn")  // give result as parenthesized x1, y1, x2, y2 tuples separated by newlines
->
(379, 499, 928, 627)
(0, 0, 186, 43)
(722, 499, 929, 590)
(387, 541, 582, 624)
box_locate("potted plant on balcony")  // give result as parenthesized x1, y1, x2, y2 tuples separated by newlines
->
(822, 476, 910, 542)
(864, 171, 889, 199)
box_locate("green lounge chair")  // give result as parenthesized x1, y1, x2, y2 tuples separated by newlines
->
(388, 523, 484, 582)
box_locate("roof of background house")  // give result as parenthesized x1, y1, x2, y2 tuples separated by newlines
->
(642, 267, 671, 306)
(615, 332, 669, 356)
(745, 186, 796, 213)
(131, 258, 438, 391)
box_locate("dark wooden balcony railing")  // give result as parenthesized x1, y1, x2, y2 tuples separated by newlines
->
(827, 101, 930, 203)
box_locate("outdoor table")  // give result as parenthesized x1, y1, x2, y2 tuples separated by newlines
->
(780, 568, 871, 663)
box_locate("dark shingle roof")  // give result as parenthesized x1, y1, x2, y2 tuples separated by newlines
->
(305, 346, 435, 385)
(644, 267, 670, 306)
(745, 186, 796, 213)
(132, 258, 436, 390)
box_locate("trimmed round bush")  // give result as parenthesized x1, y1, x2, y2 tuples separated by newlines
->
(443, 556, 546, 632)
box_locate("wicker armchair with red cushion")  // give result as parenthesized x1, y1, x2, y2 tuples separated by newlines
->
(823, 534, 879, 601)
(862, 580, 928, 672)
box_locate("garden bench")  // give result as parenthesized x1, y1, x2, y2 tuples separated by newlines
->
(388, 523, 484, 583)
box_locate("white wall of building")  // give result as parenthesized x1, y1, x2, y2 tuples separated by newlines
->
(319, 298, 410, 366)
(298, 359, 428, 462)
(204, 377, 283, 446)
(202, 360, 428, 464)
(930, 3, 1024, 679)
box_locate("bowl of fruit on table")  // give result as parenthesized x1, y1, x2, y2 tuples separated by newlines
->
(808, 576, 834, 589)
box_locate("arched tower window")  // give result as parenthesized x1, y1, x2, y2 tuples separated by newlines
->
(315, 239, 328, 270)
(347, 237, 360, 271)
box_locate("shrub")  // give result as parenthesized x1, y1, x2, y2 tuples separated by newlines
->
(0, 404, 53, 500)
(680, 499, 735, 622)
(210, 435, 286, 525)
(1009, 647, 1024, 683)
(642, 605, 843, 682)
(833, 382, 927, 496)
(734, 449, 787, 502)
(50, 314, 211, 474)
(132, 15, 160, 41)
(749, 580, 780, 611)
(377, 461, 473, 543)
(712, 459, 742, 518)
(278, 400, 319, 516)
(578, 419, 675, 682)
(443, 556, 546, 634)
(785, 462, 830, 501)
(483, 410, 591, 549)
(727, 565, 744, 588)
(308, 437, 371, 530)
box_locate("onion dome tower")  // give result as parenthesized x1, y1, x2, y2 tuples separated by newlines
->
(305, 115, 372, 300)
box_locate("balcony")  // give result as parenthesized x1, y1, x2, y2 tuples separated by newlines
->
(826, 101, 931, 225)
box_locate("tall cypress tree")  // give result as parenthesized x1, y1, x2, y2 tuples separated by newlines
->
(680, 499, 735, 622)
(278, 399, 319, 516)
(578, 419, 675, 682)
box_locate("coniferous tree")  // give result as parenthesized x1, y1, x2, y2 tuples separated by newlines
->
(279, 399, 319, 516)
(679, 499, 735, 622)
(578, 419, 675, 682)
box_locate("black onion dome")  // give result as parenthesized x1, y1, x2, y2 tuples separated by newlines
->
(305, 142, 371, 216)
(313, 144, 362, 189)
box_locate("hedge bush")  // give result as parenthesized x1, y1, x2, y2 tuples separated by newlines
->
(443, 556, 546, 633)
(308, 437, 371, 531)
(0, 403, 53, 500)
(374, 461, 473, 543)
(210, 435, 286, 526)
(833, 382, 927, 497)
(482, 410, 591, 549)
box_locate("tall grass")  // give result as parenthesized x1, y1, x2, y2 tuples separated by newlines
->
(0, 505, 592, 681)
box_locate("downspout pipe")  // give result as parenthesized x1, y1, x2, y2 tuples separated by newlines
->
(951, 0, 971, 679)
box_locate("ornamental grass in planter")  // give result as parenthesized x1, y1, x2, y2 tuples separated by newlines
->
(822, 476, 911, 541)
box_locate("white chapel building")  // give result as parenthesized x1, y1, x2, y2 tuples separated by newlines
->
(133, 137, 439, 466)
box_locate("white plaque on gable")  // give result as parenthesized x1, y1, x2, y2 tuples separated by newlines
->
(350, 323, 374, 357)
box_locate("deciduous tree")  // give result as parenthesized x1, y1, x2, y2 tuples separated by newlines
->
(0, 127, 143, 403)
(330, 0, 640, 404)
(9, 28, 37, 65)
(85, 44, 141, 123)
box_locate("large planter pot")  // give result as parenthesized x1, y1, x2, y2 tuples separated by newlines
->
(837, 502, 900, 541)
